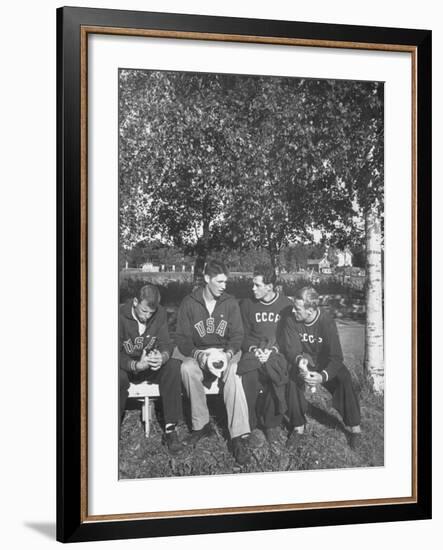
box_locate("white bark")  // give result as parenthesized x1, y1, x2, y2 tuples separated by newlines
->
(365, 204, 384, 393)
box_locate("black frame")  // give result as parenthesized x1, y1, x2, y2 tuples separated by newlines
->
(57, 6, 432, 543)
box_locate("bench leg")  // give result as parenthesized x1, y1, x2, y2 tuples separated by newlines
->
(144, 396, 150, 437)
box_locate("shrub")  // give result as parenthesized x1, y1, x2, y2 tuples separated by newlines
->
(119, 272, 364, 306)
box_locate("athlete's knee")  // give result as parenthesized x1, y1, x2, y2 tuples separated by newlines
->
(119, 368, 130, 390)
(223, 361, 239, 384)
(160, 357, 182, 383)
(240, 368, 259, 389)
(180, 357, 200, 380)
(335, 365, 354, 387)
(163, 357, 181, 373)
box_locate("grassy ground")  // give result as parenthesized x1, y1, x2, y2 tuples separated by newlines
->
(119, 319, 384, 479)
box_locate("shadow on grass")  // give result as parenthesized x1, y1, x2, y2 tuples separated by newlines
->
(152, 393, 230, 440)
(306, 402, 347, 435)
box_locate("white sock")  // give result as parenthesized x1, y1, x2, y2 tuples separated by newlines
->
(346, 425, 361, 434)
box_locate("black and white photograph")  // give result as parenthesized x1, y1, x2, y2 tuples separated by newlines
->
(118, 68, 384, 480)
(0, 0, 435, 545)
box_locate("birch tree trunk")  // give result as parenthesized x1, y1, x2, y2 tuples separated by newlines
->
(365, 203, 384, 392)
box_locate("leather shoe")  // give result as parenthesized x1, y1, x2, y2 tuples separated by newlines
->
(185, 422, 214, 447)
(164, 430, 185, 455)
(231, 436, 250, 465)
(349, 432, 363, 452)
(264, 427, 281, 445)
(286, 430, 303, 451)
(245, 429, 266, 449)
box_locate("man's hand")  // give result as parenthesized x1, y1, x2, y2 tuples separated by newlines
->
(297, 356, 309, 372)
(301, 371, 322, 389)
(135, 349, 150, 372)
(254, 347, 272, 364)
(146, 349, 163, 371)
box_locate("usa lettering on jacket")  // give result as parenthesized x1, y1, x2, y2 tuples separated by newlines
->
(123, 335, 156, 354)
(299, 332, 323, 344)
(194, 318, 227, 337)
(255, 312, 281, 323)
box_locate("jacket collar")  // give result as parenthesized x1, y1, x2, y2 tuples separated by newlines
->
(191, 286, 231, 306)
(121, 299, 162, 322)
(304, 308, 321, 327)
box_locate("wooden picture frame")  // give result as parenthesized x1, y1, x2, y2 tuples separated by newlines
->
(57, 6, 431, 543)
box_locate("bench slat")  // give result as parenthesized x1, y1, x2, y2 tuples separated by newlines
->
(128, 379, 221, 398)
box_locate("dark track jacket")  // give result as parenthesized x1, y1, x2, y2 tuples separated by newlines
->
(240, 293, 293, 353)
(238, 293, 292, 414)
(175, 287, 244, 360)
(278, 306, 344, 380)
(119, 300, 172, 373)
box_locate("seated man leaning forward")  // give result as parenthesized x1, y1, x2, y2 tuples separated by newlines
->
(237, 264, 293, 447)
(119, 284, 184, 455)
(278, 286, 362, 451)
(175, 259, 251, 465)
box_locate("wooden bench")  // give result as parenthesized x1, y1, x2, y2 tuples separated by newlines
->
(128, 379, 221, 437)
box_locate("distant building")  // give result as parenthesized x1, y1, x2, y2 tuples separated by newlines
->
(306, 259, 320, 271)
(336, 248, 353, 267)
(307, 257, 331, 273)
(141, 262, 160, 272)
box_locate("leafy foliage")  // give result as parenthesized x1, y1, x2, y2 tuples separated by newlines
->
(119, 70, 383, 270)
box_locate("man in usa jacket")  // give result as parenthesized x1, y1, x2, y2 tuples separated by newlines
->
(120, 284, 184, 454)
(175, 259, 251, 465)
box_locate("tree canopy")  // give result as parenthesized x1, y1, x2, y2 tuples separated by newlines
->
(119, 69, 383, 271)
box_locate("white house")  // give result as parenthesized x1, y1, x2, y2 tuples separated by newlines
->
(336, 248, 353, 267)
(307, 257, 331, 273)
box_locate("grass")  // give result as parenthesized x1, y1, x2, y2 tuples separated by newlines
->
(119, 319, 384, 479)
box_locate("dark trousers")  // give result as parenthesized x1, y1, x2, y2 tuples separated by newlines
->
(241, 368, 283, 430)
(119, 358, 183, 428)
(287, 364, 361, 428)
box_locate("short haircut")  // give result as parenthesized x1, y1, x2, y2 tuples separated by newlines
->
(138, 284, 160, 309)
(204, 259, 228, 278)
(253, 264, 276, 286)
(295, 286, 319, 310)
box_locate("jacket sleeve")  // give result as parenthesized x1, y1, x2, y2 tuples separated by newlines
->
(277, 310, 303, 366)
(175, 299, 196, 358)
(225, 299, 244, 356)
(321, 315, 344, 380)
(240, 299, 257, 352)
(153, 307, 173, 360)
(119, 317, 137, 373)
